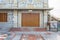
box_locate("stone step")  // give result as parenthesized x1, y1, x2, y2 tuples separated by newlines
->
(9, 28, 47, 32)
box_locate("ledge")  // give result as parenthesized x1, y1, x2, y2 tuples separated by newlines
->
(0, 8, 53, 11)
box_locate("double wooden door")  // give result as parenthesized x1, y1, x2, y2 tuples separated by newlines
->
(22, 13, 40, 27)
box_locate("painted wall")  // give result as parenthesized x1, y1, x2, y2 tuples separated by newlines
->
(18, 0, 44, 8)
(0, 11, 13, 28)
(0, 0, 48, 8)
(0, 10, 48, 28)
(0, 0, 48, 28)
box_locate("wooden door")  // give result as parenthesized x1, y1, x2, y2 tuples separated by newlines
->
(22, 13, 40, 27)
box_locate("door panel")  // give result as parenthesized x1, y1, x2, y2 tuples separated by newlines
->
(22, 13, 40, 27)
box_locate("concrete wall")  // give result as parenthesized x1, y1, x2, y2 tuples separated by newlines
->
(0, 0, 48, 28)
(0, 10, 48, 28)
(43, 0, 48, 8)
(18, 0, 44, 8)
(0, 0, 48, 8)
(0, 11, 13, 28)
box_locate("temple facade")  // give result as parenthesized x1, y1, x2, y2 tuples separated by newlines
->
(0, 0, 52, 28)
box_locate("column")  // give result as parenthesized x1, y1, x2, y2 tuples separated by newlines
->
(13, 10, 18, 27)
(18, 12, 22, 27)
(44, 11, 48, 28)
(40, 11, 44, 28)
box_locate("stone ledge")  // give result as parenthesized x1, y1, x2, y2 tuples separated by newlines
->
(0, 8, 53, 11)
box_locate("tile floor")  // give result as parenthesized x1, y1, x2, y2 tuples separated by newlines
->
(21, 34, 44, 40)
(4, 32, 56, 40)
(0, 28, 57, 40)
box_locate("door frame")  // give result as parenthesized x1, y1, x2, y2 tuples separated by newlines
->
(18, 11, 44, 28)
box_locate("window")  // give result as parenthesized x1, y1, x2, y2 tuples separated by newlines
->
(0, 13, 7, 22)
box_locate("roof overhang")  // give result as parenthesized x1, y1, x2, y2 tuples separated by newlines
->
(0, 8, 53, 11)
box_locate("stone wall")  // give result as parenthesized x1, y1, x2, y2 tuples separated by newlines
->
(0, 0, 48, 27)
(0, 0, 48, 8)
(0, 11, 13, 27)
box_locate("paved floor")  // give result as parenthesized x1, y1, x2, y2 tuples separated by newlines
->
(0, 28, 58, 40)
(4, 32, 57, 40)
